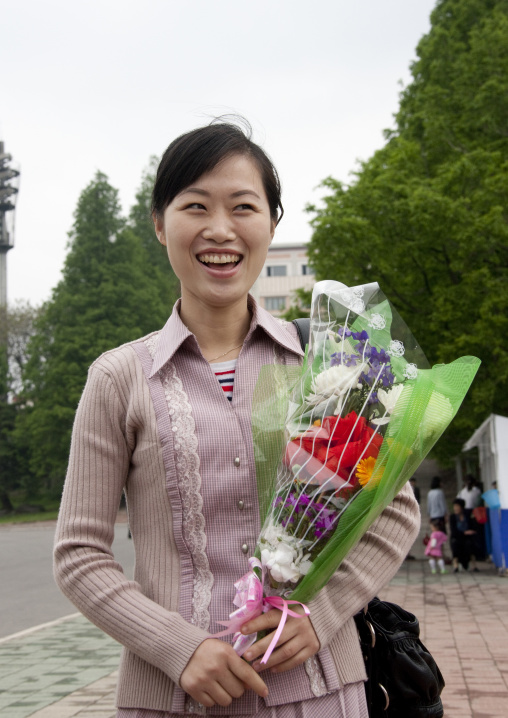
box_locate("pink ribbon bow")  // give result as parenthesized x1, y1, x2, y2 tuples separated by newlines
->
(258, 595, 310, 664)
(215, 557, 310, 664)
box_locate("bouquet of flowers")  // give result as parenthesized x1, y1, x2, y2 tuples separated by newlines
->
(218, 280, 480, 661)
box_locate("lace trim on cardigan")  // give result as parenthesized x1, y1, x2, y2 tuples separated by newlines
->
(304, 654, 329, 697)
(145, 335, 210, 715)
(145, 334, 214, 632)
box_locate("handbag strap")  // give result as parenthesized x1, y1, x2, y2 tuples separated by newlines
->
(292, 318, 310, 351)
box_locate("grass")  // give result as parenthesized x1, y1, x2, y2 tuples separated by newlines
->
(0, 496, 61, 525)
(0, 510, 60, 525)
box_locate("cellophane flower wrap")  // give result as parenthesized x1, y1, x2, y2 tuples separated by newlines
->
(220, 280, 480, 658)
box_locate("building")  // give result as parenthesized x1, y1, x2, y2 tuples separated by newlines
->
(251, 242, 314, 315)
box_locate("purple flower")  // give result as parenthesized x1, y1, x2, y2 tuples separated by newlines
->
(343, 354, 359, 367)
(366, 347, 391, 364)
(381, 369, 395, 388)
(331, 352, 360, 368)
(285, 493, 298, 508)
(352, 330, 369, 343)
(315, 515, 335, 532)
(298, 494, 311, 506)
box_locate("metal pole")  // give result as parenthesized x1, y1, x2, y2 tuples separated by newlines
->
(0, 141, 19, 308)
(0, 251, 7, 307)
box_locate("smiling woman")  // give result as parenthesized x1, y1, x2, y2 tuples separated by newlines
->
(151, 124, 281, 364)
(153, 152, 276, 351)
(53, 119, 419, 718)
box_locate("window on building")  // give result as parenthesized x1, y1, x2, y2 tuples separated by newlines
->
(301, 264, 314, 275)
(264, 296, 287, 311)
(266, 265, 287, 277)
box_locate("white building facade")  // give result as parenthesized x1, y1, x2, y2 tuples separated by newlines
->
(251, 242, 315, 315)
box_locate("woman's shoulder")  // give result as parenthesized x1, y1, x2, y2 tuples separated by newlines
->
(89, 330, 160, 377)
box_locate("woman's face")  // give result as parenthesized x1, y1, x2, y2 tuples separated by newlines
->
(154, 154, 275, 311)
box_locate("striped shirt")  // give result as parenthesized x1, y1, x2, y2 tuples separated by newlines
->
(211, 358, 237, 401)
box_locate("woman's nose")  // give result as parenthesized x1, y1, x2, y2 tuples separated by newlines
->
(202, 213, 236, 242)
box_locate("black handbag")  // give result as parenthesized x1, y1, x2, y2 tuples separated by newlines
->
(354, 597, 445, 718)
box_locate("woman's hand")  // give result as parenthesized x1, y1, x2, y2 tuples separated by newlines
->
(180, 638, 268, 708)
(241, 605, 320, 674)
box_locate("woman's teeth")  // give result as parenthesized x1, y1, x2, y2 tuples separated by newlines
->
(198, 254, 241, 264)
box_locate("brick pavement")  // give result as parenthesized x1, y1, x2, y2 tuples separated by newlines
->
(1, 558, 507, 717)
(0, 616, 120, 718)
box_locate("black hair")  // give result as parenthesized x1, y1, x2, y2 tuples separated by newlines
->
(430, 476, 441, 490)
(151, 119, 283, 225)
(453, 498, 466, 510)
(430, 518, 445, 532)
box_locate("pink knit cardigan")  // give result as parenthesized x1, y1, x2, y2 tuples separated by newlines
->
(54, 301, 420, 713)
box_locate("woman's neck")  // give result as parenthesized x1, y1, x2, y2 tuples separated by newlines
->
(179, 294, 252, 363)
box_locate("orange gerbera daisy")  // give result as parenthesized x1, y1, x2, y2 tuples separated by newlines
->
(356, 456, 378, 486)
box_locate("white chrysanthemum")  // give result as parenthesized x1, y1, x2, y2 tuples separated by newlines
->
(377, 384, 404, 414)
(309, 364, 365, 401)
(368, 313, 386, 330)
(298, 557, 313, 576)
(261, 544, 301, 583)
(261, 543, 313, 584)
(260, 519, 286, 549)
(389, 340, 405, 357)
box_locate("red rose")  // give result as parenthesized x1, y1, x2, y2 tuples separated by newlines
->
(296, 412, 383, 482)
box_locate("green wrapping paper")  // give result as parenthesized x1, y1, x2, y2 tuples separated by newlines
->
(250, 281, 480, 605)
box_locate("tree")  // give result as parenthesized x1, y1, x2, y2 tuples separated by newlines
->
(0, 348, 17, 511)
(0, 302, 41, 510)
(128, 158, 180, 319)
(3, 301, 42, 397)
(20, 172, 168, 495)
(306, 0, 508, 462)
(282, 288, 312, 321)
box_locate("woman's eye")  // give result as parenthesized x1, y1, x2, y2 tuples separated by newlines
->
(235, 203, 254, 211)
(186, 202, 206, 210)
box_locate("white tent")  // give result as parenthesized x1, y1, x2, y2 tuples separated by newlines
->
(463, 414, 508, 509)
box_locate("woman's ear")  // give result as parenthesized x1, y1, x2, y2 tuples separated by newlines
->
(153, 212, 167, 246)
(270, 219, 276, 242)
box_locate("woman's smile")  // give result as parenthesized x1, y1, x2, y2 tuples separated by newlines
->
(196, 252, 244, 278)
(197, 253, 242, 265)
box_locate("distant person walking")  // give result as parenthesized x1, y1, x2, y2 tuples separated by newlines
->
(424, 520, 448, 574)
(427, 476, 448, 531)
(457, 475, 481, 515)
(457, 475, 484, 561)
(450, 498, 477, 572)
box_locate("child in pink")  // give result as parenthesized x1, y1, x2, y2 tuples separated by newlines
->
(425, 520, 448, 574)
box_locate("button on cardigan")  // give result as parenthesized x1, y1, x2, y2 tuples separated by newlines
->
(54, 297, 420, 714)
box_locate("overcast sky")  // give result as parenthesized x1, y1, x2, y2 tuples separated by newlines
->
(2, 0, 437, 307)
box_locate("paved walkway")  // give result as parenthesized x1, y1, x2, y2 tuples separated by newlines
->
(1, 557, 507, 718)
